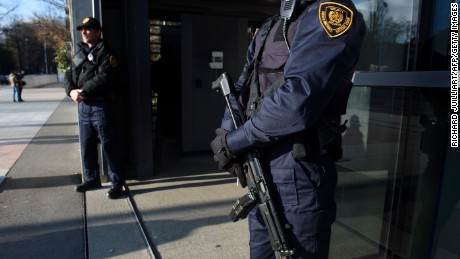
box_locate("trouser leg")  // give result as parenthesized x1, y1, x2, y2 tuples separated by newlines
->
(249, 207, 277, 259)
(248, 199, 334, 259)
(12, 87, 18, 101)
(90, 101, 124, 187)
(18, 86, 23, 101)
(248, 153, 337, 259)
(79, 104, 101, 183)
(95, 122, 124, 187)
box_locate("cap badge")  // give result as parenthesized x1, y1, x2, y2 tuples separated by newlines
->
(82, 17, 90, 24)
(318, 2, 353, 38)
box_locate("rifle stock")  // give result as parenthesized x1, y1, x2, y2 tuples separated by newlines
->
(212, 72, 295, 258)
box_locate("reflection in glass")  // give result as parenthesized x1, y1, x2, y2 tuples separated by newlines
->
(331, 85, 450, 258)
(353, 0, 418, 72)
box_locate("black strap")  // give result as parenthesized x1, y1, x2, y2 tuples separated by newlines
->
(73, 51, 87, 68)
(252, 76, 285, 114)
(252, 16, 278, 69)
(247, 16, 278, 115)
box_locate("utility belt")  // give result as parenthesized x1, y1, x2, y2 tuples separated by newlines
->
(293, 116, 347, 161)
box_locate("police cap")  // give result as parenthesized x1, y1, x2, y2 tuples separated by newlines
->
(77, 17, 102, 31)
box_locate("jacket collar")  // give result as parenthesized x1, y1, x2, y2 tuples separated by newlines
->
(78, 40, 104, 55)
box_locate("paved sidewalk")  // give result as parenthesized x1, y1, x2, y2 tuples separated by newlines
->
(0, 84, 85, 258)
(125, 156, 249, 259)
(0, 84, 249, 259)
(0, 85, 65, 184)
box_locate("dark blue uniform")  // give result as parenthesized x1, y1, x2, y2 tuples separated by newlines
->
(219, 0, 366, 258)
(64, 40, 124, 189)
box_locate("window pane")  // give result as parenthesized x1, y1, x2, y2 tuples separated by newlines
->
(331, 86, 404, 258)
(331, 82, 450, 258)
(353, 0, 419, 71)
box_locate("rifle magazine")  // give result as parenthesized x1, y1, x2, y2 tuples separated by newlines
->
(229, 192, 258, 222)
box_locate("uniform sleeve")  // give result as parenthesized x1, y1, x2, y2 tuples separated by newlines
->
(226, 1, 366, 154)
(63, 66, 76, 97)
(80, 53, 118, 98)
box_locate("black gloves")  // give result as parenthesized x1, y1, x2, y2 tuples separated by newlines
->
(210, 128, 233, 168)
(210, 128, 247, 187)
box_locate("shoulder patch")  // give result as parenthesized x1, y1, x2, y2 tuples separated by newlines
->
(109, 55, 118, 68)
(318, 2, 354, 38)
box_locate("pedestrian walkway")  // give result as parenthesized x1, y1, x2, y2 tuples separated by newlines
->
(0, 85, 65, 185)
(0, 84, 85, 258)
(0, 84, 249, 259)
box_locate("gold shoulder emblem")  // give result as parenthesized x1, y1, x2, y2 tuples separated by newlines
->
(318, 2, 354, 38)
(109, 55, 118, 68)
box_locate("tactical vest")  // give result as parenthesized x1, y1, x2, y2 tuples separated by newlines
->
(245, 15, 296, 117)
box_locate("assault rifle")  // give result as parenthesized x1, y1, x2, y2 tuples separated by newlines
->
(212, 72, 295, 259)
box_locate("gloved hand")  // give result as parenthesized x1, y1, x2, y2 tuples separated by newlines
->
(211, 128, 247, 187)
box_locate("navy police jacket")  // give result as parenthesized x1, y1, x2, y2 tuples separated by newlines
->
(64, 40, 119, 101)
(223, 0, 366, 154)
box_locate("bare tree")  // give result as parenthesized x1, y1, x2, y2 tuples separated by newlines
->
(0, 3, 19, 21)
(34, 15, 68, 49)
(2, 21, 31, 71)
(39, 0, 66, 10)
(3, 16, 68, 74)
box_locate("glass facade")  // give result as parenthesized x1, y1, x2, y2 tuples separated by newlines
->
(354, 0, 419, 72)
(330, 0, 456, 258)
(333, 84, 451, 258)
(353, 0, 452, 72)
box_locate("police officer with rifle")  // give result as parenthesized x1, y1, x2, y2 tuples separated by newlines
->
(211, 0, 366, 258)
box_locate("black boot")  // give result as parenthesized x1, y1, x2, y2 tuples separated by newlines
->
(107, 186, 124, 199)
(75, 181, 102, 192)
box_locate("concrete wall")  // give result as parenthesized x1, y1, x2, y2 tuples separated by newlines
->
(68, 0, 93, 53)
(23, 75, 58, 88)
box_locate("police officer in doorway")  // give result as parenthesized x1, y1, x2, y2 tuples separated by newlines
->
(211, 0, 366, 257)
(64, 17, 124, 199)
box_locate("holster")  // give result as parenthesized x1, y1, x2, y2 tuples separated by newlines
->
(316, 116, 347, 161)
(292, 117, 347, 161)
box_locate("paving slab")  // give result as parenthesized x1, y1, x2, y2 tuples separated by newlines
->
(127, 155, 251, 259)
(86, 184, 151, 259)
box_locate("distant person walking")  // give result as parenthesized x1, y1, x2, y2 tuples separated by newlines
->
(8, 69, 23, 102)
(17, 71, 25, 102)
